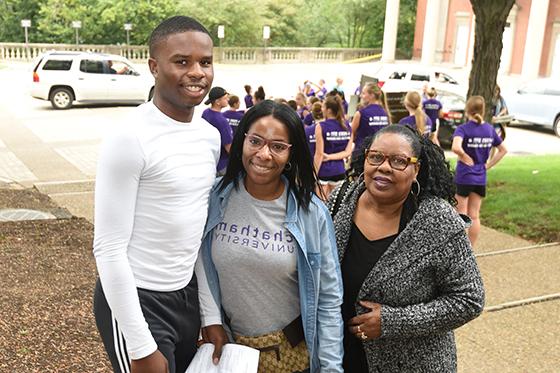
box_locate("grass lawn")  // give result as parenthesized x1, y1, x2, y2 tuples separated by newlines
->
(451, 155, 560, 243)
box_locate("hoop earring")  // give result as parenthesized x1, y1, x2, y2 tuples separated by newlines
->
(357, 172, 364, 184)
(411, 179, 421, 197)
(284, 161, 292, 172)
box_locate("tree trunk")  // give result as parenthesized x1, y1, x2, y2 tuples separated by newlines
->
(468, 0, 515, 122)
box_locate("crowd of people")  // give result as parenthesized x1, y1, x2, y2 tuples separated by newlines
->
(92, 15, 507, 373)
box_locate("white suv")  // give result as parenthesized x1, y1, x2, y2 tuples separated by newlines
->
(30, 51, 154, 109)
(372, 63, 467, 97)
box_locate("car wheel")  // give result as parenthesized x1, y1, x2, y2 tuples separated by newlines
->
(554, 116, 560, 137)
(50, 88, 73, 110)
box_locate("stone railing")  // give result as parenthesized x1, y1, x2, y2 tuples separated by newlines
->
(0, 42, 150, 62)
(0, 42, 381, 64)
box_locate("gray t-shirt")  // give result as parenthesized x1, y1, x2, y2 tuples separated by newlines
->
(211, 180, 300, 336)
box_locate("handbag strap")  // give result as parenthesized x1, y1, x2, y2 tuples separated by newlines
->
(330, 180, 349, 218)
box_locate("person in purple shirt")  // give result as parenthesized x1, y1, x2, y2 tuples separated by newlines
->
(351, 82, 391, 153)
(452, 95, 507, 246)
(314, 95, 352, 199)
(295, 92, 310, 121)
(202, 86, 233, 175)
(398, 91, 432, 138)
(304, 101, 323, 127)
(243, 85, 253, 109)
(422, 87, 443, 145)
(223, 95, 245, 137)
(310, 79, 328, 100)
(304, 122, 317, 157)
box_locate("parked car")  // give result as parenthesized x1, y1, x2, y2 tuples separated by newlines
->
(436, 90, 466, 147)
(381, 85, 466, 148)
(372, 64, 467, 98)
(503, 78, 560, 137)
(30, 51, 154, 109)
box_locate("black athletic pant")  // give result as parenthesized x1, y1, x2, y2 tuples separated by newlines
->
(93, 275, 200, 373)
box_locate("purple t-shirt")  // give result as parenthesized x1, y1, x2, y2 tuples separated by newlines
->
(202, 108, 233, 172)
(303, 113, 316, 127)
(316, 87, 327, 100)
(297, 106, 309, 120)
(244, 95, 253, 109)
(318, 119, 351, 178)
(453, 120, 503, 185)
(223, 110, 244, 136)
(304, 124, 316, 156)
(422, 98, 442, 132)
(398, 115, 433, 137)
(354, 104, 389, 151)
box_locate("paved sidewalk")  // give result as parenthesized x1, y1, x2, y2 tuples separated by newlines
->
(457, 225, 560, 372)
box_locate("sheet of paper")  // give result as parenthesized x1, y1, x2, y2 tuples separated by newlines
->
(185, 343, 260, 373)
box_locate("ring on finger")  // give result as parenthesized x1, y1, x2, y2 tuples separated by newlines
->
(357, 325, 362, 333)
(360, 332, 367, 340)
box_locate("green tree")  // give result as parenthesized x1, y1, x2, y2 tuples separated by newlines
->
(181, 0, 263, 47)
(0, 0, 42, 42)
(92, 0, 180, 45)
(35, 0, 95, 43)
(468, 0, 515, 121)
(396, 0, 417, 57)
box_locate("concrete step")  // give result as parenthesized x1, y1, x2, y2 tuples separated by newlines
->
(456, 300, 560, 373)
(476, 244, 560, 307)
(35, 179, 95, 195)
(474, 225, 533, 254)
(49, 192, 94, 223)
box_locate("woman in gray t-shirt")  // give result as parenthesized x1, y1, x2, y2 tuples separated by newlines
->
(198, 100, 344, 373)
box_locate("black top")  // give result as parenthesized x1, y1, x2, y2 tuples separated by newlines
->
(342, 224, 396, 372)
(341, 197, 414, 372)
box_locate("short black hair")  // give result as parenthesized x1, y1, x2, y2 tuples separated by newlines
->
(149, 16, 211, 57)
(219, 100, 318, 210)
(350, 124, 456, 206)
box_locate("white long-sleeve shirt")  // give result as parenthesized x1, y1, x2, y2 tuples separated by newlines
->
(93, 101, 220, 359)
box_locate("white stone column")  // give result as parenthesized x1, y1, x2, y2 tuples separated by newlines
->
(381, 0, 400, 63)
(522, 0, 550, 79)
(421, 0, 441, 65)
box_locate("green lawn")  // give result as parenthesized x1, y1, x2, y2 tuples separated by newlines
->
(451, 155, 560, 243)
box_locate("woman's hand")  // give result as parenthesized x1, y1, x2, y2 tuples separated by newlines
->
(459, 154, 474, 166)
(201, 325, 229, 364)
(347, 301, 382, 341)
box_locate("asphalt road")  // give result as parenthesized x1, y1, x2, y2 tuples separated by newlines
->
(1, 61, 558, 373)
(1, 61, 559, 188)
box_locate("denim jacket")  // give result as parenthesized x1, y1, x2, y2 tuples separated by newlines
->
(199, 177, 344, 372)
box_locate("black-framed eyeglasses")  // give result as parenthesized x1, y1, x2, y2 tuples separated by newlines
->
(365, 150, 418, 171)
(244, 133, 292, 156)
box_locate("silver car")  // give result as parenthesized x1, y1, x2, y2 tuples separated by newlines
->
(504, 78, 560, 137)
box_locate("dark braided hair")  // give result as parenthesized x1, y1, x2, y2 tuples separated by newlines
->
(349, 124, 457, 206)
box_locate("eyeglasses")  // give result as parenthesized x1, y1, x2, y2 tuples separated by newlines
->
(365, 150, 418, 171)
(244, 133, 292, 156)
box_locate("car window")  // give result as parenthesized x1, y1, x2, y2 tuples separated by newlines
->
(42, 59, 73, 71)
(80, 60, 105, 74)
(106, 60, 136, 75)
(388, 71, 406, 80)
(410, 74, 430, 81)
(436, 72, 458, 84)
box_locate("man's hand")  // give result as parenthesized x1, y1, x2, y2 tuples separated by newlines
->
(131, 349, 168, 373)
(201, 324, 229, 365)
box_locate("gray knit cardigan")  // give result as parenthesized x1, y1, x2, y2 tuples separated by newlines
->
(328, 181, 485, 373)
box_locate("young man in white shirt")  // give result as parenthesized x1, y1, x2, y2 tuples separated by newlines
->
(93, 16, 225, 373)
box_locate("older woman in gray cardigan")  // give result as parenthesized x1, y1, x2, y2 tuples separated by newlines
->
(329, 125, 484, 372)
